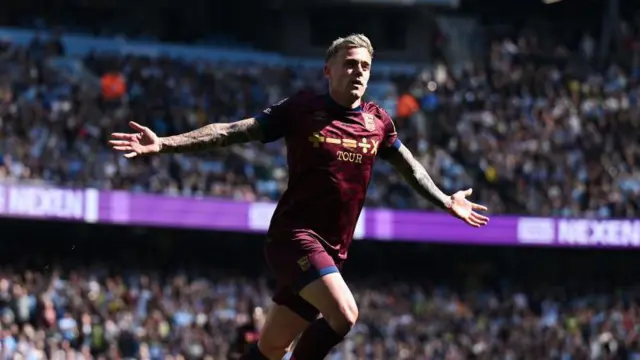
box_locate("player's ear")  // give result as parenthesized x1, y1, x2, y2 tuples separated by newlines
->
(323, 62, 331, 80)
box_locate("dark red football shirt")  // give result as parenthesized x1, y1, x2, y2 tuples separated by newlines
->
(256, 91, 401, 260)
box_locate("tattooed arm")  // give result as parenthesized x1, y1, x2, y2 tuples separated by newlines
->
(383, 143, 490, 226)
(159, 118, 264, 153)
(384, 144, 452, 210)
(110, 118, 266, 158)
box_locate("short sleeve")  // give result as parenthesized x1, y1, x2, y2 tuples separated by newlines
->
(377, 108, 402, 158)
(255, 96, 295, 143)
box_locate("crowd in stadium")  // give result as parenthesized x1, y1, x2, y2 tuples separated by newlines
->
(0, 218, 637, 360)
(1, 265, 639, 359)
(0, 24, 638, 218)
(0, 7, 640, 359)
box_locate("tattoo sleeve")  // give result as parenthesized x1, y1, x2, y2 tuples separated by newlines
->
(158, 118, 264, 153)
(385, 144, 451, 210)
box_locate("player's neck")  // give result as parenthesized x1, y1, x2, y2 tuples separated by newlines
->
(326, 92, 362, 112)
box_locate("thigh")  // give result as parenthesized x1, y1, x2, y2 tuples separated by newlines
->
(264, 236, 340, 298)
(297, 272, 358, 333)
(258, 304, 310, 358)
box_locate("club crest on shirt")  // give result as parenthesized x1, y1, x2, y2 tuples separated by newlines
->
(297, 256, 311, 271)
(363, 113, 376, 131)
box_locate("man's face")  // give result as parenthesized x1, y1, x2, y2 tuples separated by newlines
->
(324, 47, 372, 103)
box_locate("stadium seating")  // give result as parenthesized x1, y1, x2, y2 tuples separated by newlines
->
(0, 23, 639, 359)
(1, 29, 638, 217)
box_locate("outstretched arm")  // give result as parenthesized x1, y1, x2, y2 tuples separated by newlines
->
(384, 144, 490, 227)
(159, 118, 263, 153)
(384, 144, 452, 210)
(110, 119, 264, 158)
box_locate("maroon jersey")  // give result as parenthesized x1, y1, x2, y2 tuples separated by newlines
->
(256, 91, 401, 260)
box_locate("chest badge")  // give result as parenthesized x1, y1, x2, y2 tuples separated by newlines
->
(363, 113, 377, 131)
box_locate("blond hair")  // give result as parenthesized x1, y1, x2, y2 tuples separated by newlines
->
(325, 33, 374, 62)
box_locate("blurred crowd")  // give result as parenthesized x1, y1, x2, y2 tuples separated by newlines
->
(0, 28, 638, 216)
(430, 34, 640, 217)
(0, 7, 639, 359)
(1, 267, 640, 360)
(0, 34, 470, 212)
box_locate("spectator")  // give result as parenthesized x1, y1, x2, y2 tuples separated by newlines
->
(0, 26, 638, 218)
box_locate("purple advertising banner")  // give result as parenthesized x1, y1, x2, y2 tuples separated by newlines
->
(2, 183, 640, 248)
(0, 184, 99, 222)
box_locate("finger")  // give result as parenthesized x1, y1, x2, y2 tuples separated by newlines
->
(460, 214, 480, 227)
(471, 211, 490, 223)
(465, 218, 481, 227)
(128, 121, 146, 132)
(109, 140, 131, 146)
(471, 202, 488, 212)
(112, 146, 134, 152)
(124, 152, 138, 159)
(470, 212, 489, 225)
(464, 188, 473, 197)
(111, 133, 139, 140)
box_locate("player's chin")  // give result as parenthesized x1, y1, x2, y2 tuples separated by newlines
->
(348, 88, 365, 99)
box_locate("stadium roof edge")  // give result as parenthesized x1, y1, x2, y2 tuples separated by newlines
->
(0, 27, 421, 74)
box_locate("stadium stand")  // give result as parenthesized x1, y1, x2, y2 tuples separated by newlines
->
(0, 24, 638, 217)
(1, 220, 640, 359)
(0, 0, 639, 358)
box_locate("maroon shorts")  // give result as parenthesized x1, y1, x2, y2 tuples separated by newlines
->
(263, 234, 343, 322)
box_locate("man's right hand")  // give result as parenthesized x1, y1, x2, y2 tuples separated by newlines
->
(109, 121, 162, 158)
